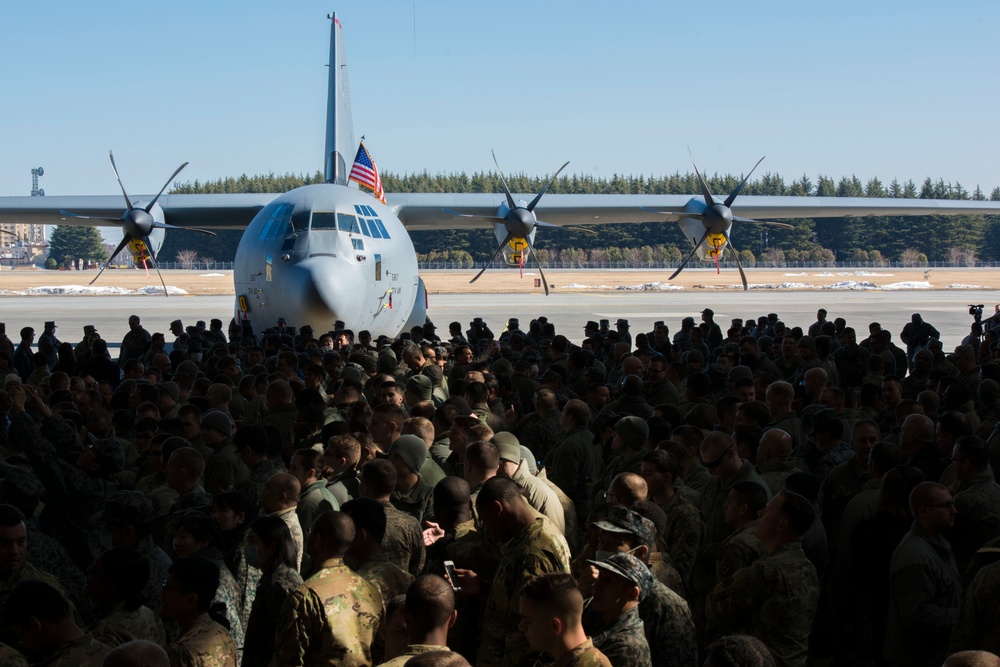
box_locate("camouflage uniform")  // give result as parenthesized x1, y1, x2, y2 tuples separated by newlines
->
(379, 500, 425, 577)
(12, 412, 119, 570)
(951, 471, 1000, 571)
(243, 563, 303, 667)
(707, 541, 821, 667)
(715, 520, 767, 582)
(0, 561, 72, 630)
(390, 476, 434, 525)
(814, 441, 856, 484)
(90, 602, 166, 647)
(544, 426, 600, 525)
(532, 638, 611, 667)
(38, 633, 109, 667)
(587, 606, 652, 667)
(682, 463, 713, 499)
(269, 557, 383, 667)
(271, 506, 304, 572)
(165, 611, 238, 667)
(25, 526, 88, 616)
(515, 411, 565, 462)
(657, 492, 703, 586)
(949, 559, 1000, 656)
(204, 440, 249, 495)
(135, 534, 173, 617)
(647, 551, 686, 597)
(0, 643, 27, 667)
(757, 456, 800, 495)
(638, 577, 698, 667)
(191, 552, 246, 654)
(375, 643, 450, 667)
(355, 553, 414, 603)
(477, 517, 571, 667)
(236, 458, 287, 513)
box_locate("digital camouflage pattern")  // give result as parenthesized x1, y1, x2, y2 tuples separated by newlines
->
(89, 602, 165, 647)
(532, 638, 611, 667)
(587, 605, 651, 667)
(379, 500, 425, 577)
(37, 633, 109, 667)
(355, 553, 414, 603)
(638, 577, 697, 667)
(707, 541, 821, 667)
(715, 521, 767, 582)
(242, 563, 303, 667)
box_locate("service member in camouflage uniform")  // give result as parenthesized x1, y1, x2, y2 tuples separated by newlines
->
(453, 478, 571, 667)
(518, 572, 612, 667)
(375, 575, 457, 667)
(87, 547, 166, 647)
(584, 553, 653, 667)
(162, 558, 238, 667)
(360, 459, 426, 576)
(342, 498, 414, 603)
(4, 580, 109, 667)
(715, 482, 769, 581)
(270, 511, 383, 667)
(707, 491, 821, 667)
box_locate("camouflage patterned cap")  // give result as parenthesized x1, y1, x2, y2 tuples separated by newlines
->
(1, 466, 45, 505)
(593, 505, 657, 550)
(98, 489, 155, 527)
(91, 437, 126, 474)
(588, 551, 654, 601)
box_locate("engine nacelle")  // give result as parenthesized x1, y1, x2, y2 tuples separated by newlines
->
(492, 222, 537, 266)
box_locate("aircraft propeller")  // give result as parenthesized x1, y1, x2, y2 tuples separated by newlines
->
(60, 151, 216, 296)
(646, 148, 794, 290)
(444, 151, 570, 296)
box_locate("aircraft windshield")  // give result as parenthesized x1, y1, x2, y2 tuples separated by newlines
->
(311, 212, 338, 230)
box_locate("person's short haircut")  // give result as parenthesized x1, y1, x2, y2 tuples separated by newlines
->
(466, 440, 500, 471)
(401, 417, 435, 447)
(4, 579, 71, 626)
(956, 436, 989, 470)
(433, 477, 471, 521)
(326, 435, 362, 466)
(535, 388, 559, 412)
(361, 458, 397, 497)
(868, 442, 903, 475)
(706, 634, 777, 667)
(561, 399, 589, 425)
(167, 557, 220, 612)
(475, 477, 522, 509)
(99, 547, 150, 612)
(372, 403, 405, 425)
(518, 572, 583, 622)
(727, 479, 766, 514)
(292, 448, 326, 475)
(404, 574, 456, 633)
(643, 449, 681, 480)
(233, 425, 270, 457)
(938, 411, 973, 438)
(767, 381, 795, 403)
(630, 500, 667, 544)
(671, 425, 705, 451)
(735, 401, 771, 429)
(777, 491, 816, 537)
(0, 504, 25, 528)
(170, 447, 206, 478)
(310, 510, 355, 556)
(609, 472, 648, 506)
(341, 497, 388, 543)
(467, 423, 494, 443)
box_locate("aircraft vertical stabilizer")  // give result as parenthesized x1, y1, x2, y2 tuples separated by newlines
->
(324, 12, 356, 184)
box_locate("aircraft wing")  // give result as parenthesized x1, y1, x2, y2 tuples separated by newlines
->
(0, 193, 279, 230)
(390, 193, 1000, 231)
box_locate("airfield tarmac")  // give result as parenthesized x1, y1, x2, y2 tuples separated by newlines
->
(0, 268, 995, 348)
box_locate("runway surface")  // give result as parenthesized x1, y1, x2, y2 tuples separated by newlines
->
(0, 290, 994, 350)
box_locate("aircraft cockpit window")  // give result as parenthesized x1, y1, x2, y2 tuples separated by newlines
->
(352, 238, 364, 251)
(373, 219, 390, 239)
(310, 212, 338, 230)
(256, 203, 294, 241)
(337, 213, 361, 234)
(291, 210, 310, 233)
(358, 218, 372, 237)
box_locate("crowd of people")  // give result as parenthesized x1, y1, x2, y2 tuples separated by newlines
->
(0, 306, 997, 667)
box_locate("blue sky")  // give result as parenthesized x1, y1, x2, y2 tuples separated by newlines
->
(1, 1, 998, 198)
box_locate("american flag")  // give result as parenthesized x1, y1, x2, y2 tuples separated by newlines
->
(349, 141, 386, 204)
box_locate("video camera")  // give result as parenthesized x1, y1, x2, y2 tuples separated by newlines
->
(969, 304, 984, 322)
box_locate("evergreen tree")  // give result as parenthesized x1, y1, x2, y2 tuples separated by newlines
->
(47, 226, 107, 268)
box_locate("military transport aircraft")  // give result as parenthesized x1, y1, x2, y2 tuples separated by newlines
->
(2, 13, 1000, 337)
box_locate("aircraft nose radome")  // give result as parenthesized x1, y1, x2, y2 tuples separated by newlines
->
(285, 257, 367, 331)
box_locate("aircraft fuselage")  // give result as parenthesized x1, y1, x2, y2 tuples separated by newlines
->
(233, 183, 424, 336)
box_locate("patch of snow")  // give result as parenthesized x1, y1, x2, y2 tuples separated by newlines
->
(614, 282, 684, 292)
(136, 286, 188, 295)
(199, 273, 226, 277)
(0, 284, 188, 296)
(881, 281, 931, 290)
(825, 281, 879, 290)
(945, 284, 990, 289)
(784, 272, 808, 276)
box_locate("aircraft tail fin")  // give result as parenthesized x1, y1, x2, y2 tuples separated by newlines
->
(324, 13, 356, 184)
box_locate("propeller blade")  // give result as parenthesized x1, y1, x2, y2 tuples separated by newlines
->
(150, 222, 217, 236)
(564, 226, 598, 236)
(59, 211, 123, 223)
(145, 161, 189, 213)
(640, 207, 705, 219)
(90, 236, 131, 286)
(470, 232, 513, 284)
(0, 230, 12, 236)
(108, 151, 136, 212)
(527, 161, 569, 212)
(143, 235, 169, 297)
(732, 216, 794, 229)
(491, 150, 517, 212)
(526, 242, 549, 296)
(687, 147, 715, 207)
(533, 220, 561, 228)
(725, 232, 749, 291)
(670, 229, 711, 281)
(724, 156, 765, 208)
